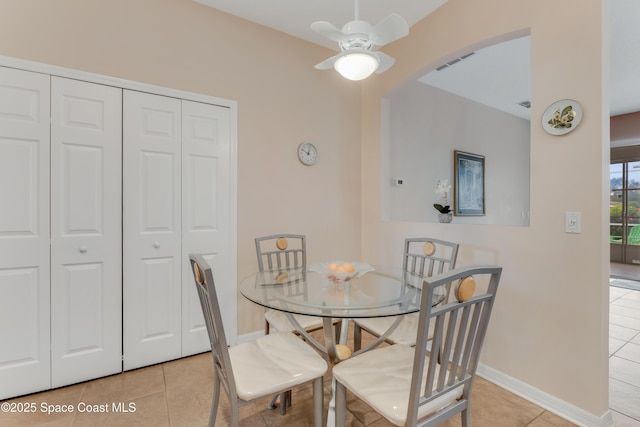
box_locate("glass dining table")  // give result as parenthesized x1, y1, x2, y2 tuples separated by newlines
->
(240, 265, 445, 426)
(239, 265, 444, 363)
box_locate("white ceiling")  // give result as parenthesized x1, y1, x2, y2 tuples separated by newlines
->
(194, 0, 640, 120)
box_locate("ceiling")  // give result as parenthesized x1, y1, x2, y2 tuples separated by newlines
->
(194, 0, 640, 120)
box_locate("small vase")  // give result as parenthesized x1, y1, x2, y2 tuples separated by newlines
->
(438, 213, 453, 223)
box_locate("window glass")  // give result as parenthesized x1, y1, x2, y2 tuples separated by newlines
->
(628, 161, 640, 189)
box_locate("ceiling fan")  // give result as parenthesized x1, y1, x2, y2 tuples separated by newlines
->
(311, 0, 409, 81)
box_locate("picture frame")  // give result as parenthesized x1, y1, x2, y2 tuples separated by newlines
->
(454, 150, 485, 216)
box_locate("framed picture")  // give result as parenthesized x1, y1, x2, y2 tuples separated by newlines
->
(454, 150, 485, 216)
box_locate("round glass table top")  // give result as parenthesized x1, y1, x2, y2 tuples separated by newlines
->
(239, 268, 443, 319)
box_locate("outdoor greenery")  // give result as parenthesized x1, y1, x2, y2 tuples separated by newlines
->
(610, 176, 640, 243)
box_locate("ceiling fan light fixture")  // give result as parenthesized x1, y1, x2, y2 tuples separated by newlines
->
(334, 52, 379, 81)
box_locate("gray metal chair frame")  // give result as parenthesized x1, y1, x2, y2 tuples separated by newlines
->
(255, 233, 307, 276)
(255, 234, 308, 334)
(255, 234, 307, 413)
(334, 265, 502, 427)
(255, 234, 340, 413)
(353, 237, 459, 350)
(189, 254, 326, 427)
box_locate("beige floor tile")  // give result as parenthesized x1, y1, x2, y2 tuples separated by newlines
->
(166, 376, 213, 426)
(610, 356, 640, 387)
(80, 364, 165, 404)
(611, 410, 640, 427)
(163, 352, 215, 391)
(610, 377, 640, 420)
(616, 342, 640, 363)
(527, 411, 579, 426)
(610, 287, 633, 300)
(611, 304, 640, 320)
(0, 404, 74, 427)
(71, 391, 168, 427)
(611, 313, 640, 330)
(0, 381, 86, 427)
(611, 337, 627, 355)
(613, 297, 640, 309)
(621, 291, 640, 302)
(466, 377, 547, 427)
(611, 323, 640, 341)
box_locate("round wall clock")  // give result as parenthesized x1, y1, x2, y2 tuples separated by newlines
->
(297, 142, 318, 166)
(542, 99, 583, 135)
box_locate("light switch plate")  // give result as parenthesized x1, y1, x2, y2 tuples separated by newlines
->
(565, 212, 581, 233)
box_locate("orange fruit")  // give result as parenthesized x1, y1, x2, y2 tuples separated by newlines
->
(341, 262, 355, 273)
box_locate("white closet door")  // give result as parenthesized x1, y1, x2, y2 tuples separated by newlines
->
(50, 77, 122, 387)
(0, 67, 51, 399)
(182, 100, 234, 354)
(123, 90, 182, 370)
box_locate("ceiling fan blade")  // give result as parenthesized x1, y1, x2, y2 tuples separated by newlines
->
(372, 51, 396, 74)
(314, 54, 339, 70)
(310, 21, 345, 42)
(369, 13, 409, 46)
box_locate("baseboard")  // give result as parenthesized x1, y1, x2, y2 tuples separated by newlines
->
(477, 364, 615, 427)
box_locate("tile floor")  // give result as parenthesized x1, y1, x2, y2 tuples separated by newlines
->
(2, 278, 639, 427)
(609, 281, 640, 427)
(0, 327, 577, 427)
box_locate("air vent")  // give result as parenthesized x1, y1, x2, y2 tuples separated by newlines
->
(436, 52, 475, 71)
(518, 100, 531, 109)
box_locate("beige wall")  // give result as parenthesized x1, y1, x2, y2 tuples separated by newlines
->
(362, 0, 610, 418)
(0, 0, 612, 420)
(0, 0, 363, 335)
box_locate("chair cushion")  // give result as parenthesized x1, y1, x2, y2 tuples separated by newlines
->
(229, 332, 328, 401)
(355, 313, 435, 346)
(332, 344, 462, 426)
(265, 309, 330, 332)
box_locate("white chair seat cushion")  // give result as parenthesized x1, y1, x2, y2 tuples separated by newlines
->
(229, 331, 328, 401)
(332, 344, 462, 426)
(265, 309, 334, 332)
(355, 313, 435, 346)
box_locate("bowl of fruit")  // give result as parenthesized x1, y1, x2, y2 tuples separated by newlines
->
(310, 261, 374, 283)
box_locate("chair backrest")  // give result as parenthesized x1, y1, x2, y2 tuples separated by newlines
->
(188, 254, 238, 399)
(403, 238, 459, 276)
(408, 265, 502, 425)
(404, 238, 459, 302)
(628, 225, 640, 245)
(255, 234, 306, 272)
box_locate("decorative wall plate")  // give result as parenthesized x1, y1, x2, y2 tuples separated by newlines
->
(542, 99, 583, 135)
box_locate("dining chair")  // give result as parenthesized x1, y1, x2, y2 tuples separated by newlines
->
(333, 265, 502, 427)
(188, 253, 328, 427)
(255, 234, 318, 333)
(255, 233, 340, 413)
(353, 238, 459, 351)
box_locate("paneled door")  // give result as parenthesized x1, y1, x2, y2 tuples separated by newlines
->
(50, 77, 123, 387)
(181, 100, 233, 353)
(123, 90, 182, 370)
(0, 67, 51, 399)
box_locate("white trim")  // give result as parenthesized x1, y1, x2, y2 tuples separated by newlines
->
(227, 90, 239, 346)
(477, 364, 615, 427)
(0, 54, 239, 345)
(0, 55, 236, 109)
